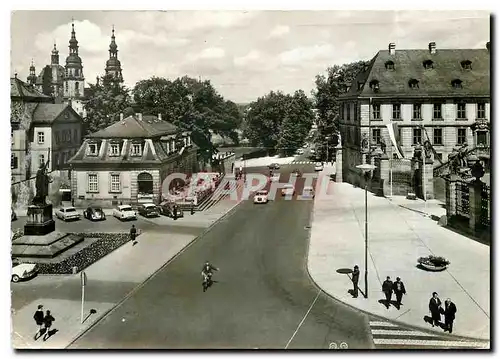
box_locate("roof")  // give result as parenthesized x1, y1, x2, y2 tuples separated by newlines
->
(88, 114, 179, 139)
(35, 65, 65, 85)
(32, 103, 72, 124)
(342, 48, 490, 99)
(10, 77, 52, 101)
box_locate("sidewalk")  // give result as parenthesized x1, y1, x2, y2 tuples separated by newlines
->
(307, 173, 490, 340)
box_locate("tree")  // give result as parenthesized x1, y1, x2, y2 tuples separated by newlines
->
(313, 60, 369, 159)
(83, 74, 132, 135)
(41, 65, 53, 97)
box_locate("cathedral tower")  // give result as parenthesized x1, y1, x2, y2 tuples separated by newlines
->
(64, 20, 85, 99)
(104, 25, 123, 83)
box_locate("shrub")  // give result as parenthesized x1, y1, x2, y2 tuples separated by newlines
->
(418, 255, 450, 267)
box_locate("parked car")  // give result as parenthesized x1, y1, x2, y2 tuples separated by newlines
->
(11, 259, 37, 283)
(55, 206, 81, 221)
(302, 144, 308, 148)
(11, 208, 17, 221)
(291, 169, 302, 177)
(138, 203, 160, 218)
(302, 185, 315, 199)
(253, 190, 269, 204)
(83, 206, 106, 221)
(113, 205, 137, 221)
(271, 173, 280, 182)
(159, 201, 184, 218)
(281, 184, 295, 196)
(314, 162, 324, 171)
(310, 149, 316, 154)
(268, 163, 280, 170)
(296, 149, 304, 155)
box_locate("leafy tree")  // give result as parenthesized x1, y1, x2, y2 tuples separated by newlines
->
(41, 65, 53, 97)
(83, 74, 132, 135)
(313, 60, 369, 160)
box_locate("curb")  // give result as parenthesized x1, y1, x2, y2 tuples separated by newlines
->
(64, 198, 245, 348)
(305, 193, 489, 345)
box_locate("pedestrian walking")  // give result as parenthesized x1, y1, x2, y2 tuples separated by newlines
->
(428, 292, 443, 327)
(130, 224, 137, 246)
(33, 304, 44, 340)
(392, 277, 407, 310)
(382, 276, 393, 309)
(42, 310, 55, 341)
(351, 265, 360, 298)
(443, 298, 457, 333)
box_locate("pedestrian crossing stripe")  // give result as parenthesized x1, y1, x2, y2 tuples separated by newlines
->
(369, 321, 489, 349)
(291, 161, 317, 164)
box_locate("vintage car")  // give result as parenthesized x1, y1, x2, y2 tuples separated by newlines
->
(314, 162, 324, 171)
(159, 201, 184, 218)
(270, 173, 280, 182)
(253, 190, 269, 204)
(11, 259, 37, 283)
(296, 149, 304, 155)
(113, 205, 137, 221)
(268, 163, 280, 170)
(281, 184, 295, 196)
(302, 186, 315, 199)
(83, 206, 106, 221)
(138, 203, 160, 218)
(55, 206, 81, 221)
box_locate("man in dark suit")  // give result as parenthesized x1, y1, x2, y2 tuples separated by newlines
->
(382, 276, 393, 309)
(443, 298, 457, 333)
(351, 265, 360, 298)
(428, 292, 442, 327)
(392, 277, 407, 310)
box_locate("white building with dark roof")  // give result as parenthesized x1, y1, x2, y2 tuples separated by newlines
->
(68, 113, 198, 207)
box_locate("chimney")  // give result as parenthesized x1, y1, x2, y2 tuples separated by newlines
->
(486, 41, 490, 52)
(429, 42, 436, 54)
(389, 43, 396, 55)
(158, 113, 162, 121)
(120, 113, 124, 121)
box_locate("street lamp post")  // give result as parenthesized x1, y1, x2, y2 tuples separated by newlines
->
(356, 163, 376, 299)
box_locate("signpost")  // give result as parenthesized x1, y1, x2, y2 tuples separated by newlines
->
(80, 271, 87, 324)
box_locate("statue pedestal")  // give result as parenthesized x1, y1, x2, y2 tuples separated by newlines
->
(24, 204, 55, 236)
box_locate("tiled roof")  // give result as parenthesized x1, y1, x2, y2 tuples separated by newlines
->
(88, 114, 179, 138)
(10, 77, 52, 100)
(343, 48, 490, 99)
(32, 103, 70, 124)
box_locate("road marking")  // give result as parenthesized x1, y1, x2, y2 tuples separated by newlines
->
(370, 321, 398, 327)
(284, 289, 321, 349)
(373, 338, 488, 348)
(372, 329, 438, 337)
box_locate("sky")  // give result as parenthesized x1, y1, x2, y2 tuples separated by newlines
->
(10, 10, 491, 104)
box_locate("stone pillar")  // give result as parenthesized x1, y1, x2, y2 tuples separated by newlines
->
(379, 154, 390, 196)
(468, 179, 483, 232)
(445, 175, 458, 219)
(335, 145, 343, 183)
(421, 158, 434, 199)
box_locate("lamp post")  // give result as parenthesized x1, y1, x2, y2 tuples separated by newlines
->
(325, 136, 330, 164)
(356, 163, 376, 299)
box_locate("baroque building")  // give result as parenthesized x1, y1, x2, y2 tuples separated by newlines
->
(339, 41, 490, 184)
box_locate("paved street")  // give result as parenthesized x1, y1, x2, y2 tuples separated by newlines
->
(68, 163, 374, 349)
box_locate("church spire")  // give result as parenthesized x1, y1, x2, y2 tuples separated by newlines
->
(27, 59, 37, 85)
(68, 18, 79, 55)
(51, 42, 59, 65)
(105, 25, 123, 83)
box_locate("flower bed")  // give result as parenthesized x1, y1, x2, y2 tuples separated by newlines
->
(417, 255, 450, 270)
(27, 232, 137, 275)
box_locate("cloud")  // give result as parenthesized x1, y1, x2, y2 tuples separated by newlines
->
(279, 44, 336, 66)
(233, 50, 261, 67)
(269, 25, 290, 38)
(186, 47, 226, 62)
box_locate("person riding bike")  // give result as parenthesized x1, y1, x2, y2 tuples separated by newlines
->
(201, 261, 218, 281)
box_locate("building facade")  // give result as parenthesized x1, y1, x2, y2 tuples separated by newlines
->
(339, 42, 490, 184)
(68, 113, 198, 207)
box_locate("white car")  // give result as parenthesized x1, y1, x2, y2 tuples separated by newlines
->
(281, 184, 295, 196)
(302, 144, 308, 148)
(302, 186, 315, 199)
(253, 190, 269, 204)
(113, 205, 137, 221)
(296, 149, 304, 155)
(271, 173, 280, 182)
(11, 259, 37, 283)
(55, 206, 81, 221)
(314, 162, 324, 171)
(310, 149, 316, 154)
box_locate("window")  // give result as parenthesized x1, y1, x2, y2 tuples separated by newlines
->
(354, 103, 358, 121)
(461, 60, 472, 70)
(89, 143, 98, 156)
(75, 82, 79, 90)
(413, 128, 422, 145)
(65, 81, 68, 92)
(457, 128, 467, 145)
(88, 173, 98, 192)
(54, 153, 59, 166)
(385, 61, 395, 70)
(408, 79, 419, 89)
(55, 131, 60, 144)
(413, 104, 422, 119)
(372, 128, 381, 144)
(372, 104, 381, 120)
(131, 143, 142, 156)
(392, 104, 401, 119)
(369, 80, 380, 91)
(357, 82, 363, 90)
(11, 154, 18, 169)
(433, 104, 442, 119)
(477, 131, 487, 146)
(423, 60, 434, 69)
(37, 132, 44, 144)
(477, 103, 486, 119)
(346, 104, 351, 121)
(110, 144, 120, 156)
(457, 103, 466, 119)
(451, 79, 463, 89)
(110, 173, 121, 192)
(433, 128, 443, 145)
(73, 129, 77, 143)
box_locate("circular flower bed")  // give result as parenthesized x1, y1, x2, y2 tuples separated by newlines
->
(417, 255, 450, 271)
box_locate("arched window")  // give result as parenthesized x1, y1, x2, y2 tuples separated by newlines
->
(461, 60, 472, 70)
(137, 172, 153, 195)
(369, 79, 380, 92)
(408, 79, 419, 89)
(423, 60, 434, 69)
(385, 61, 395, 70)
(451, 79, 463, 89)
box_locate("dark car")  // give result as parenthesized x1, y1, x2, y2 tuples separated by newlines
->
(138, 203, 160, 218)
(11, 207, 17, 222)
(159, 201, 184, 218)
(291, 169, 302, 177)
(83, 206, 106, 221)
(268, 163, 280, 170)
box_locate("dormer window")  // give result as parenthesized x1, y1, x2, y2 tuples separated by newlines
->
(369, 80, 380, 92)
(357, 82, 364, 90)
(451, 79, 463, 89)
(88, 143, 99, 156)
(131, 143, 142, 156)
(110, 143, 120, 157)
(423, 60, 434, 69)
(385, 61, 395, 70)
(408, 79, 419, 89)
(461, 60, 472, 70)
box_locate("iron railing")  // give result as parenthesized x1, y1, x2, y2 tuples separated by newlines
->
(480, 183, 490, 228)
(455, 180, 470, 218)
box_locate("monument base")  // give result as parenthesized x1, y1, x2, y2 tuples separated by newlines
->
(24, 203, 55, 236)
(24, 220, 56, 236)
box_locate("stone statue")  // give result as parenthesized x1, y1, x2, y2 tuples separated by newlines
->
(361, 134, 369, 153)
(413, 142, 422, 159)
(423, 140, 433, 159)
(33, 161, 52, 205)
